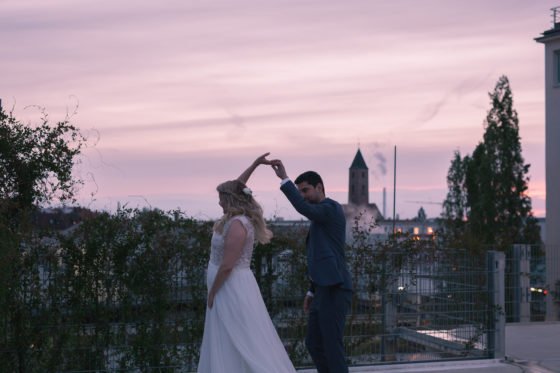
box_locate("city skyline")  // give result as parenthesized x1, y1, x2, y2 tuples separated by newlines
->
(1, 0, 556, 220)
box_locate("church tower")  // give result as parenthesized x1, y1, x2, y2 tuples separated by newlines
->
(348, 149, 369, 206)
(536, 7, 560, 321)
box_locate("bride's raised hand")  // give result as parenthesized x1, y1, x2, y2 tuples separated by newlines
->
(237, 152, 272, 184)
(254, 152, 272, 166)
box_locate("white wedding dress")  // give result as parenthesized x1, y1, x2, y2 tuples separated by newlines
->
(197, 215, 297, 373)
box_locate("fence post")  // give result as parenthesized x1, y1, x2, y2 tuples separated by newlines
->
(546, 244, 560, 321)
(380, 255, 398, 362)
(512, 245, 531, 322)
(487, 250, 505, 359)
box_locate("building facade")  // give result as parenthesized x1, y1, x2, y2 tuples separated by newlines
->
(535, 7, 560, 321)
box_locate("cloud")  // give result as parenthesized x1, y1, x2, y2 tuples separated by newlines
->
(1, 0, 552, 219)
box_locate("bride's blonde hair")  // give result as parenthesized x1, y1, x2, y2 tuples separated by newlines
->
(213, 180, 273, 244)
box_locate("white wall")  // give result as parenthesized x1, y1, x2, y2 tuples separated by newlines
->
(540, 30, 560, 321)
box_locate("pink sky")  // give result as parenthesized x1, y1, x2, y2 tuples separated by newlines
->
(1, 0, 555, 220)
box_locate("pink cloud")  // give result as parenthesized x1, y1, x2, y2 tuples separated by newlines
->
(1, 0, 555, 219)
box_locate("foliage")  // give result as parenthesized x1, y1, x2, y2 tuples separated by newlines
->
(0, 208, 214, 372)
(254, 222, 310, 364)
(441, 76, 540, 251)
(0, 106, 88, 373)
(0, 107, 86, 215)
(442, 151, 468, 246)
(0, 207, 500, 370)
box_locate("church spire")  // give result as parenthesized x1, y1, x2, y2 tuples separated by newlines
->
(348, 148, 369, 205)
(350, 148, 368, 170)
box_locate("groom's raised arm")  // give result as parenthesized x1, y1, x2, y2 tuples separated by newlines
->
(280, 181, 332, 222)
(271, 160, 331, 222)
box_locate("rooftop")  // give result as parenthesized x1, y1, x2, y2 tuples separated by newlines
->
(536, 6, 560, 41)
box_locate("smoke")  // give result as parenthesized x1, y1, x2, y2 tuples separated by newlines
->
(373, 152, 387, 176)
(368, 143, 388, 182)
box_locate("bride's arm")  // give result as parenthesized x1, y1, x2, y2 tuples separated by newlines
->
(207, 220, 247, 308)
(236, 152, 271, 184)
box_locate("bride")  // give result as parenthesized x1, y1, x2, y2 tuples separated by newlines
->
(197, 153, 296, 373)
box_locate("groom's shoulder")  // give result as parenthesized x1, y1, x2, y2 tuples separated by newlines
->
(324, 197, 341, 207)
(325, 198, 345, 217)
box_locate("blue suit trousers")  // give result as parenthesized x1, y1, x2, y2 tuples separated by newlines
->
(306, 285, 352, 373)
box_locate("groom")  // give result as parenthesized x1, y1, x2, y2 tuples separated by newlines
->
(271, 160, 352, 373)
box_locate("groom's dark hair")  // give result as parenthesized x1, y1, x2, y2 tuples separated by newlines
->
(294, 171, 325, 192)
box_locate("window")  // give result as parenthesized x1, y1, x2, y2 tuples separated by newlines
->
(555, 50, 560, 85)
(413, 227, 420, 235)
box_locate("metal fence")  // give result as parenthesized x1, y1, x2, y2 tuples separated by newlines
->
(267, 249, 504, 369)
(339, 250, 504, 366)
(0, 246, 505, 372)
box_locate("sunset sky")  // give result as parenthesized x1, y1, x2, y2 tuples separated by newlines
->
(1, 0, 556, 220)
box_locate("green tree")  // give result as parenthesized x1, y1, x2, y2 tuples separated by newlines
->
(0, 107, 85, 213)
(442, 76, 539, 249)
(442, 151, 467, 222)
(441, 151, 468, 246)
(0, 106, 87, 372)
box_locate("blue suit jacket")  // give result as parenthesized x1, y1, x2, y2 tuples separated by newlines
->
(281, 181, 352, 290)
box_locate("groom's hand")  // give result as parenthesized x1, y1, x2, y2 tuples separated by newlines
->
(271, 160, 288, 180)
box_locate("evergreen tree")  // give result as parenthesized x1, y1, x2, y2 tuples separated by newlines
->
(441, 151, 468, 245)
(442, 76, 539, 249)
(442, 151, 468, 221)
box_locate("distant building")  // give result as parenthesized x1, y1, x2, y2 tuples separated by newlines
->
(34, 206, 99, 231)
(342, 148, 439, 242)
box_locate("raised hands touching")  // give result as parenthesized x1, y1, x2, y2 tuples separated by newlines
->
(237, 152, 273, 184)
(237, 152, 288, 184)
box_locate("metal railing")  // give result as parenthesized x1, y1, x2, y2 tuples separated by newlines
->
(553, 6, 560, 29)
(0, 244, 504, 372)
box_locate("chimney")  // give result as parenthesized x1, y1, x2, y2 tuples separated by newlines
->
(382, 187, 386, 217)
